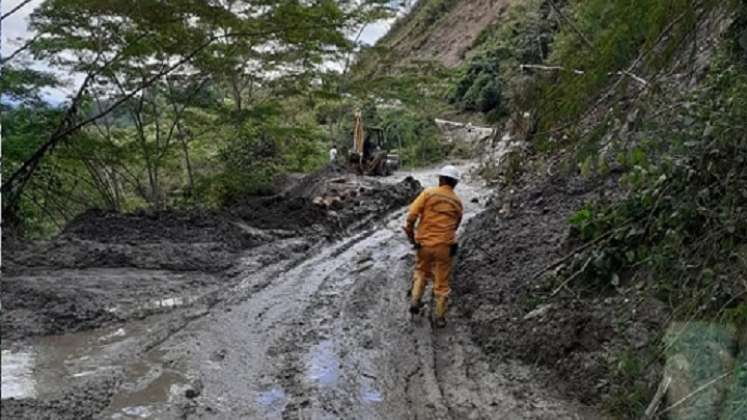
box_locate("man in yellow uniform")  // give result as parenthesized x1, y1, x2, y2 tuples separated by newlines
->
(403, 165, 464, 328)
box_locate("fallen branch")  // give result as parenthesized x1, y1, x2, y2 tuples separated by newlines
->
(643, 375, 672, 420)
(612, 70, 650, 87)
(591, 10, 690, 109)
(657, 371, 733, 416)
(520, 64, 585, 75)
(531, 219, 634, 282)
(550, 256, 592, 297)
(520, 64, 649, 86)
(531, 230, 611, 281)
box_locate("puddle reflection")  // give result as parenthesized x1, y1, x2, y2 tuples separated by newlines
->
(1, 349, 36, 399)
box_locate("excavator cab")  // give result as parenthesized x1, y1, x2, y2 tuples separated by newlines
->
(348, 112, 399, 176)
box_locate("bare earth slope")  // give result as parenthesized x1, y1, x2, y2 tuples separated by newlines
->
(378, 0, 512, 69)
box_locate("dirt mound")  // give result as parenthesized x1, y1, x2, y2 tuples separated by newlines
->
(1, 274, 120, 339)
(231, 172, 422, 233)
(63, 209, 255, 248)
(4, 172, 421, 273)
(280, 165, 343, 199)
(2, 208, 265, 275)
(1, 171, 421, 342)
(231, 195, 329, 232)
(453, 158, 664, 405)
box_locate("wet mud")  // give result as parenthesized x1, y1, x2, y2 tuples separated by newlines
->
(453, 155, 668, 407)
(1, 171, 421, 342)
(2, 165, 601, 419)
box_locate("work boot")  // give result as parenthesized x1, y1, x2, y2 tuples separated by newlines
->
(409, 301, 424, 315)
(434, 295, 448, 328)
(410, 276, 426, 315)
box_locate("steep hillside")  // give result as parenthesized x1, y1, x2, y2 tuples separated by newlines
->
(371, 0, 747, 418)
(360, 0, 514, 74)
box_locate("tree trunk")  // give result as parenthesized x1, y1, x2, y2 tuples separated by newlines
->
(177, 124, 194, 198)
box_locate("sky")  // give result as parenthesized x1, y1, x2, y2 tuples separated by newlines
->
(1, 0, 408, 104)
(2, 0, 69, 103)
(1, 0, 42, 59)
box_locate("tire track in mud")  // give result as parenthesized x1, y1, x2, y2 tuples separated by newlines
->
(254, 169, 490, 420)
(271, 228, 403, 419)
(264, 169, 509, 419)
(4, 165, 603, 419)
(142, 224, 400, 419)
(270, 166, 602, 420)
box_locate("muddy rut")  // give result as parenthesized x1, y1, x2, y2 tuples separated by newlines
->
(2, 166, 598, 419)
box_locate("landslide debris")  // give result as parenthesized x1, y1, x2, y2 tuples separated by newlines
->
(1, 170, 422, 342)
(231, 167, 422, 235)
(452, 155, 648, 405)
(4, 171, 421, 273)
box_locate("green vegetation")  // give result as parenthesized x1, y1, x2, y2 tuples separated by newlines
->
(448, 0, 557, 121)
(439, 0, 747, 416)
(535, 0, 722, 140)
(549, 2, 747, 416)
(1, 0, 451, 237)
(568, 52, 747, 308)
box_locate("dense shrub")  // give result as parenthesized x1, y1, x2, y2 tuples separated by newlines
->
(448, 0, 557, 121)
(568, 49, 747, 315)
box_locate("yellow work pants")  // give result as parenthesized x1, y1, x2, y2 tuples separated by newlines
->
(411, 245, 453, 318)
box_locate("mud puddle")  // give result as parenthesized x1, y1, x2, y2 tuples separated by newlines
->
(100, 350, 194, 419)
(0, 289, 202, 402)
(255, 386, 288, 416)
(306, 339, 341, 387)
(1, 350, 36, 399)
(1, 322, 146, 401)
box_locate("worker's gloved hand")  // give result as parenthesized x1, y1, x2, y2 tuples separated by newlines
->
(449, 243, 459, 257)
(403, 226, 416, 244)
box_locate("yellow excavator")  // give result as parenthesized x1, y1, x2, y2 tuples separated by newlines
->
(348, 110, 400, 176)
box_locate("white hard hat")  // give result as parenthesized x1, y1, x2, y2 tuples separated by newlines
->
(437, 165, 460, 181)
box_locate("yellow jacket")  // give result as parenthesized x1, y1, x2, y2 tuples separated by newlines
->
(406, 185, 463, 247)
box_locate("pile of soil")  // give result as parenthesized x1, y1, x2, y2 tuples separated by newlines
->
(3, 208, 260, 276)
(453, 156, 665, 405)
(1, 170, 421, 342)
(4, 172, 421, 273)
(231, 172, 422, 234)
(63, 208, 255, 248)
(1, 274, 119, 339)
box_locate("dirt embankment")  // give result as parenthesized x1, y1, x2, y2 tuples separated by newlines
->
(383, 0, 513, 69)
(1, 170, 422, 343)
(453, 156, 667, 406)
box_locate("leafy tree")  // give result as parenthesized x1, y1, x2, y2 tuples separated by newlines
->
(1, 0, 397, 234)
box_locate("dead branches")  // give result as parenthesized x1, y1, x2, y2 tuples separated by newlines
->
(657, 371, 733, 417)
(519, 64, 649, 86)
(519, 64, 585, 75)
(643, 376, 672, 419)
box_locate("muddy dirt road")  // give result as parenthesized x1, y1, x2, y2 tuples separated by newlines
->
(2, 166, 598, 419)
